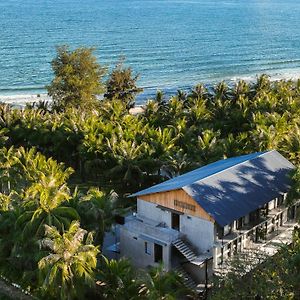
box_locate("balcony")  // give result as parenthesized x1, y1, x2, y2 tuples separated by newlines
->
(213, 201, 299, 274)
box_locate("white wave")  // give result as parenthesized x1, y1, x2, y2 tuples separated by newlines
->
(229, 69, 300, 83)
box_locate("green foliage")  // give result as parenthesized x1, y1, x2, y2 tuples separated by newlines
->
(96, 257, 141, 299)
(287, 166, 300, 205)
(0, 147, 105, 298)
(38, 221, 99, 300)
(47, 45, 106, 111)
(105, 60, 143, 109)
(3, 74, 300, 195)
(69, 188, 118, 245)
(139, 264, 192, 300)
(2, 70, 300, 298)
(95, 259, 192, 300)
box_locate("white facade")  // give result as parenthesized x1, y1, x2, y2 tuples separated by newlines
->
(119, 194, 299, 285)
(116, 151, 300, 287)
(137, 199, 214, 253)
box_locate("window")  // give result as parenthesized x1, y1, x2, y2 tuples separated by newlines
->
(145, 242, 151, 255)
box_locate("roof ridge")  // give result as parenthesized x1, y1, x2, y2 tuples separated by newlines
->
(183, 150, 271, 189)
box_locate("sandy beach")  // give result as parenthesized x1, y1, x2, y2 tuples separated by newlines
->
(0, 93, 145, 114)
(0, 94, 51, 107)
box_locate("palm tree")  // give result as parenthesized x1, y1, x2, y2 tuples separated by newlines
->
(286, 166, 300, 205)
(160, 150, 194, 178)
(254, 74, 271, 94)
(17, 173, 79, 239)
(252, 112, 289, 151)
(69, 188, 118, 246)
(190, 83, 207, 101)
(222, 132, 251, 158)
(0, 146, 20, 194)
(176, 89, 189, 108)
(106, 138, 152, 189)
(154, 90, 167, 107)
(139, 265, 191, 300)
(8, 147, 80, 239)
(187, 97, 211, 126)
(168, 96, 184, 120)
(96, 257, 141, 300)
(0, 128, 8, 147)
(279, 123, 300, 165)
(0, 103, 16, 128)
(197, 129, 222, 164)
(38, 221, 99, 300)
(233, 80, 250, 100)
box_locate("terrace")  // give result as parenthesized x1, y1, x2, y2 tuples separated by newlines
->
(213, 201, 299, 274)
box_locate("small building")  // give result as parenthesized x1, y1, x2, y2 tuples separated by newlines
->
(119, 150, 299, 288)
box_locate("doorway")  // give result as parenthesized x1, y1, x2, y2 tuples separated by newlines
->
(171, 212, 180, 231)
(154, 243, 163, 263)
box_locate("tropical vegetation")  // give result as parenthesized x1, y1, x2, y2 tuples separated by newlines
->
(0, 46, 300, 298)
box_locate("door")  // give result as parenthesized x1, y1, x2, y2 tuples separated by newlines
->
(154, 243, 163, 263)
(171, 212, 180, 231)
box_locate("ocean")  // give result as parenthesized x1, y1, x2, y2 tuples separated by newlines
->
(1, 0, 300, 104)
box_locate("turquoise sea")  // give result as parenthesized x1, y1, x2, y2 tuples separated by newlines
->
(1, 0, 300, 103)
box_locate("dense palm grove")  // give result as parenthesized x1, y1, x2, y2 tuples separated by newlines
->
(0, 47, 300, 299)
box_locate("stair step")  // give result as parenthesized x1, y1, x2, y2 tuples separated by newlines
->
(174, 266, 198, 290)
(185, 253, 196, 258)
(172, 238, 198, 262)
(187, 255, 197, 260)
(181, 250, 193, 256)
(178, 246, 189, 252)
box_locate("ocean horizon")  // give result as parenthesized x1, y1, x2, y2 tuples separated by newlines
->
(1, 0, 300, 105)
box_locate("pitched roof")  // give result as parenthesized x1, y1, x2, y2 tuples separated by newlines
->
(131, 150, 295, 227)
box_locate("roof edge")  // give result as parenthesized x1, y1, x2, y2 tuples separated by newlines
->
(130, 150, 270, 198)
(182, 150, 270, 190)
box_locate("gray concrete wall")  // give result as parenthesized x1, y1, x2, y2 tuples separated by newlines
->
(184, 259, 213, 282)
(137, 199, 172, 227)
(268, 199, 275, 210)
(120, 225, 172, 271)
(137, 200, 214, 254)
(180, 214, 214, 253)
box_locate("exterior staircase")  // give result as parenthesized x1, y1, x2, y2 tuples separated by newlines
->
(174, 265, 198, 290)
(172, 238, 198, 262)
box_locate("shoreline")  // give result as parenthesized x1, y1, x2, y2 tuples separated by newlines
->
(1, 72, 300, 108)
(0, 94, 51, 107)
(0, 93, 145, 114)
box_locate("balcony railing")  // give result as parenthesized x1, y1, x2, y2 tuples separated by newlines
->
(213, 201, 299, 270)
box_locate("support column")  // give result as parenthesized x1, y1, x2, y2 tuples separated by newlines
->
(212, 246, 218, 269)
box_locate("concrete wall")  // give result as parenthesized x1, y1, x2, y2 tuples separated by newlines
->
(268, 199, 275, 210)
(185, 259, 214, 282)
(137, 199, 172, 227)
(179, 214, 214, 253)
(138, 200, 215, 254)
(120, 225, 172, 271)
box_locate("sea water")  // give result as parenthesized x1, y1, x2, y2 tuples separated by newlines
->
(1, 0, 300, 104)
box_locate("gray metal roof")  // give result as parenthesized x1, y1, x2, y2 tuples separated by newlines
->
(132, 150, 294, 227)
(131, 151, 268, 197)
